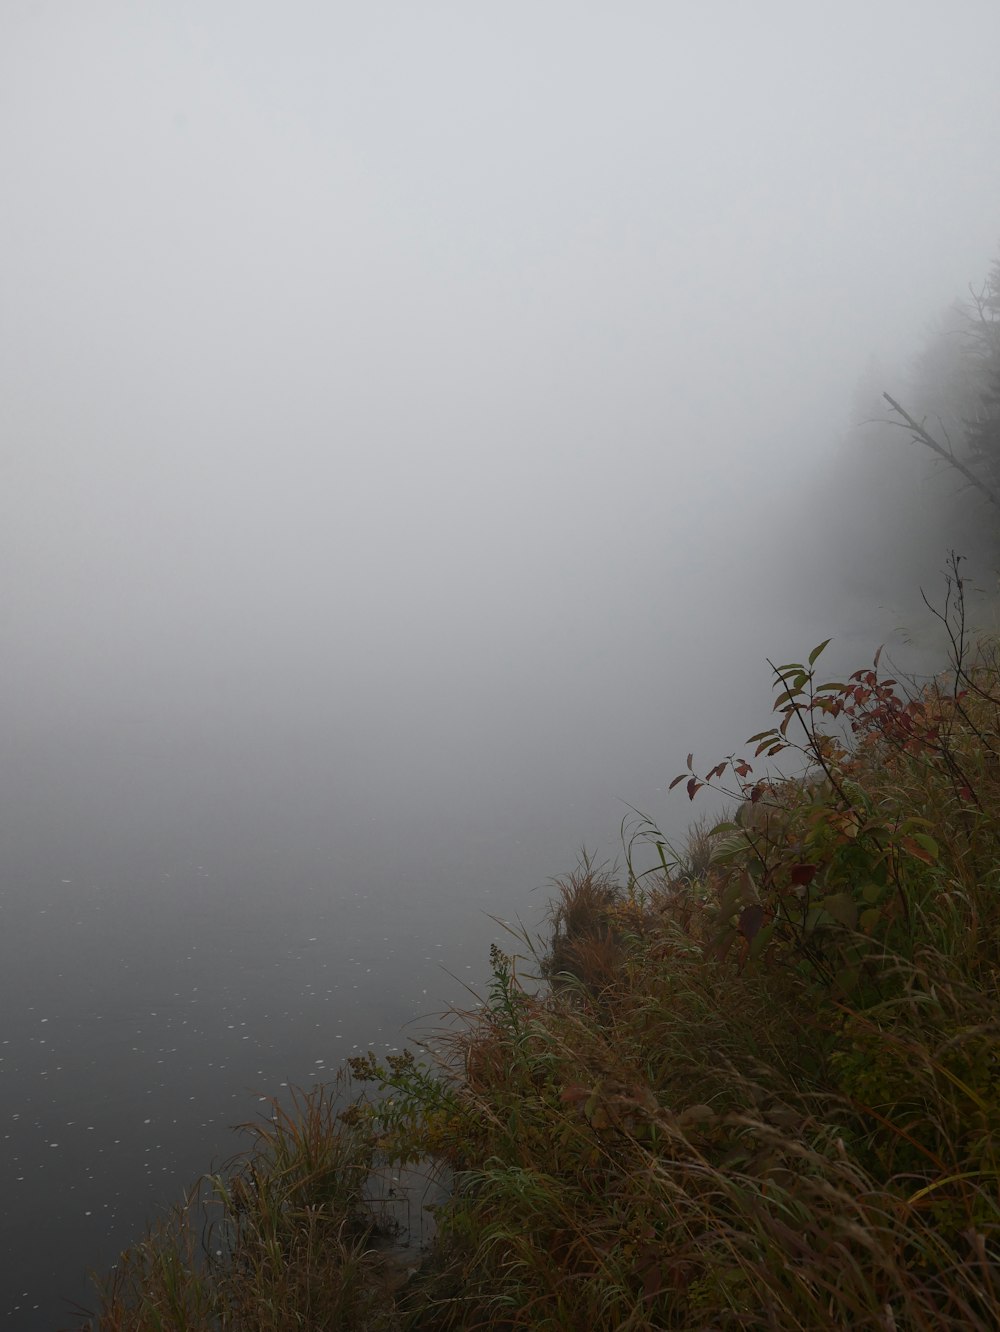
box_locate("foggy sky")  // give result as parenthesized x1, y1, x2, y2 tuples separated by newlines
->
(3, 1, 1000, 875)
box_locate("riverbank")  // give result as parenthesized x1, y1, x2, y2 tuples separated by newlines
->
(78, 620, 1000, 1330)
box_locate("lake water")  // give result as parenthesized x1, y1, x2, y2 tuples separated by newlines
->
(0, 593, 924, 1329)
(0, 799, 569, 1332)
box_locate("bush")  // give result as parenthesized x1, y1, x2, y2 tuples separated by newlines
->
(80, 566, 1000, 1329)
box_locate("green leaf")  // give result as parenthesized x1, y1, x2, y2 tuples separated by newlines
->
(772, 688, 801, 708)
(808, 638, 832, 666)
(818, 893, 857, 928)
(718, 879, 751, 919)
(861, 883, 883, 904)
(912, 832, 940, 861)
(860, 907, 881, 933)
(809, 895, 857, 927)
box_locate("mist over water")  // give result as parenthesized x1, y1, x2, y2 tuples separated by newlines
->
(2, 3, 1000, 1324)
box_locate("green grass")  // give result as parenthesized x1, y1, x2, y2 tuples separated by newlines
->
(76, 585, 1000, 1329)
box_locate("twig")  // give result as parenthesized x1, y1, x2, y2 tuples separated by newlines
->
(881, 392, 1000, 510)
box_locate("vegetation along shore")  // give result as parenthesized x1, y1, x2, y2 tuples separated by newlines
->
(75, 562, 1000, 1330)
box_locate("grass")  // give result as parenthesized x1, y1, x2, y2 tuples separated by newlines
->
(75, 1079, 405, 1331)
(74, 574, 1000, 1329)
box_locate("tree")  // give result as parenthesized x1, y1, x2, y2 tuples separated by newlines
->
(963, 256, 1000, 493)
(882, 251, 1000, 530)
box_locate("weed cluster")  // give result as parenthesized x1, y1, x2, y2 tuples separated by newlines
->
(80, 1082, 405, 1330)
(78, 565, 1000, 1329)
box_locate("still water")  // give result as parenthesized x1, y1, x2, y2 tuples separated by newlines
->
(0, 801, 579, 1329)
(0, 591, 883, 1327)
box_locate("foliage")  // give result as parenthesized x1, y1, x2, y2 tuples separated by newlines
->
(78, 569, 1000, 1329)
(74, 1080, 404, 1331)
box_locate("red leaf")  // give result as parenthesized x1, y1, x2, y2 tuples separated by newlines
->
(899, 836, 934, 865)
(668, 774, 687, 791)
(687, 778, 702, 801)
(559, 1085, 591, 1106)
(790, 863, 817, 886)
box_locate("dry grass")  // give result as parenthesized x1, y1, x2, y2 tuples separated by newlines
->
(75, 1080, 403, 1331)
(78, 612, 1000, 1330)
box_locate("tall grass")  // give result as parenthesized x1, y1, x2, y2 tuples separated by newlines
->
(75, 1078, 404, 1331)
(77, 575, 1000, 1329)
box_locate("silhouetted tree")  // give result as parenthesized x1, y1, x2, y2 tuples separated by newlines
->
(963, 257, 1000, 492)
(883, 251, 1000, 525)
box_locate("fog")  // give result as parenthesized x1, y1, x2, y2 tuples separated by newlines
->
(1, 3, 1000, 1320)
(5, 3, 997, 853)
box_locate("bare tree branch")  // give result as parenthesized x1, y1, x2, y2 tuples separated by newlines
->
(881, 391, 1000, 510)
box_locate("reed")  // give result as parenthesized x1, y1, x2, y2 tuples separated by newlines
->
(77, 576, 1000, 1329)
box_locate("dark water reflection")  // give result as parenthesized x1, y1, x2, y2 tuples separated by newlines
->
(0, 829, 559, 1329)
(0, 599, 893, 1327)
